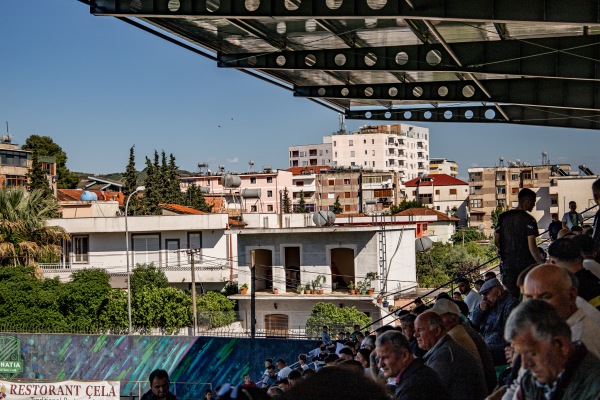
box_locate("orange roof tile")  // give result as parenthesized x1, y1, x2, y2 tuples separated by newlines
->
(395, 207, 459, 221)
(404, 174, 468, 187)
(57, 189, 125, 206)
(159, 203, 207, 215)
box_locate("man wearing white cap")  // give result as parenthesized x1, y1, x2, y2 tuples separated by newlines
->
(471, 278, 519, 366)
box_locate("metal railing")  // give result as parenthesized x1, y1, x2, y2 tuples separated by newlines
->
(121, 381, 212, 400)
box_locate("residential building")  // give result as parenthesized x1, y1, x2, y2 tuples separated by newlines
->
(404, 174, 469, 226)
(57, 189, 124, 218)
(77, 176, 123, 192)
(429, 158, 458, 178)
(180, 168, 293, 214)
(289, 123, 430, 181)
(467, 162, 597, 235)
(0, 136, 57, 193)
(394, 207, 459, 243)
(287, 166, 328, 213)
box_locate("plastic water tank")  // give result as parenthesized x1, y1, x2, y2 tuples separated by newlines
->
(80, 191, 98, 201)
(242, 188, 261, 198)
(222, 174, 242, 188)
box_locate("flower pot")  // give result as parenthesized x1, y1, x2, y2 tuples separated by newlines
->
(273, 289, 279, 294)
(304, 289, 311, 294)
(377, 298, 383, 304)
(382, 301, 389, 308)
(367, 288, 375, 295)
(318, 289, 324, 294)
(240, 288, 248, 295)
(360, 290, 367, 295)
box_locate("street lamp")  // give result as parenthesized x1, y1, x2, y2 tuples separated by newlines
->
(125, 185, 145, 334)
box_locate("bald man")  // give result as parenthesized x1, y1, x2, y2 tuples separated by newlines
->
(523, 264, 600, 357)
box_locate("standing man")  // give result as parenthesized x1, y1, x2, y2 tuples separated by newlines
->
(495, 188, 542, 298)
(141, 370, 177, 400)
(548, 213, 563, 241)
(562, 201, 583, 230)
(456, 278, 481, 318)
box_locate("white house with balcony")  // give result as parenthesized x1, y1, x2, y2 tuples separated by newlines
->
(44, 213, 234, 290)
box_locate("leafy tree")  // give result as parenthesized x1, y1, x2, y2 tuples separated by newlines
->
(26, 152, 53, 198)
(130, 263, 169, 292)
(132, 287, 192, 334)
(389, 200, 425, 215)
(450, 227, 485, 245)
(184, 184, 213, 212)
(196, 291, 237, 328)
(22, 135, 79, 189)
(295, 190, 308, 213)
(58, 269, 112, 329)
(305, 302, 371, 339)
(282, 187, 291, 213)
(332, 196, 342, 214)
(0, 187, 67, 271)
(491, 205, 508, 230)
(139, 150, 183, 215)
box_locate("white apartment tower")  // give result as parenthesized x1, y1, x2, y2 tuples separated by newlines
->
(289, 124, 429, 182)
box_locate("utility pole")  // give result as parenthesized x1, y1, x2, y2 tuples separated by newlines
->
(187, 249, 199, 336)
(250, 250, 256, 339)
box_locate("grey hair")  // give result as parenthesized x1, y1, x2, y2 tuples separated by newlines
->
(423, 311, 446, 333)
(363, 334, 376, 349)
(505, 299, 571, 343)
(376, 330, 411, 355)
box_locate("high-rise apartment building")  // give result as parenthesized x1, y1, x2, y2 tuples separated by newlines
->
(289, 124, 430, 182)
(429, 158, 459, 177)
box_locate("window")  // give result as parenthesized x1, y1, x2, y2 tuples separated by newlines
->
(344, 205, 351, 212)
(372, 161, 375, 167)
(349, 140, 353, 146)
(267, 177, 273, 183)
(435, 189, 440, 195)
(72, 236, 89, 263)
(363, 139, 366, 144)
(365, 150, 368, 155)
(473, 214, 484, 221)
(344, 192, 351, 198)
(497, 186, 506, 194)
(251, 205, 257, 212)
(328, 179, 335, 185)
(523, 172, 532, 180)
(350, 162, 356, 166)
(412, 190, 417, 196)
(334, 141, 337, 146)
(512, 187, 519, 194)
(534, 173, 538, 179)
(0, 150, 28, 167)
(449, 189, 457, 195)
(372, 139, 375, 144)
(327, 193, 335, 199)
(551, 198, 558, 205)
(296, 181, 304, 187)
(267, 205, 273, 212)
(372, 150, 375, 156)
(511, 174, 519, 181)
(165, 239, 180, 268)
(132, 234, 160, 266)
(470, 199, 482, 208)
(335, 152, 338, 157)
(350, 151, 355, 157)
(250, 177, 257, 184)
(4, 175, 27, 188)
(343, 179, 350, 184)
(498, 199, 506, 206)
(267, 190, 273, 197)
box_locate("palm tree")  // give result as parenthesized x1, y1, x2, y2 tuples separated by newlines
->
(0, 187, 69, 275)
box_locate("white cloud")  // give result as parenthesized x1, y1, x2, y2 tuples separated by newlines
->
(227, 157, 240, 164)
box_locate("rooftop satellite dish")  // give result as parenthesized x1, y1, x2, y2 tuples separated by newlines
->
(415, 236, 434, 253)
(313, 211, 336, 227)
(478, 224, 485, 231)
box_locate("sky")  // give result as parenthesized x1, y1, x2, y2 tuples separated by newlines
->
(2, 1, 600, 181)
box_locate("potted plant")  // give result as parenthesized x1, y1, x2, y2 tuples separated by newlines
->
(348, 281, 355, 295)
(273, 287, 279, 294)
(358, 281, 367, 295)
(311, 279, 318, 294)
(376, 295, 383, 304)
(304, 283, 311, 294)
(296, 283, 304, 294)
(382, 299, 390, 308)
(240, 283, 248, 295)
(315, 274, 326, 294)
(365, 272, 378, 295)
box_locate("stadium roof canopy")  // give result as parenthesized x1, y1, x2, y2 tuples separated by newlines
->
(90, 0, 600, 130)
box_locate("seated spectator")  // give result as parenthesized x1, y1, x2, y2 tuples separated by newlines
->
(337, 359, 364, 375)
(471, 278, 519, 365)
(241, 374, 256, 388)
(557, 227, 574, 239)
(547, 238, 600, 310)
(338, 347, 354, 361)
(504, 300, 600, 399)
(484, 271, 496, 281)
(572, 233, 600, 279)
(414, 312, 487, 400)
(375, 330, 449, 400)
(453, 300, 469, 319)
(399, 314, 426, 357)
(411, 304, 430, 315)
(456, 277, 481, 317)
(362, 334, 376, 351)
(474, 279, 485, 292)
(297, 354, 309, 370)
(323, 353, 339, 366)
(266, 386, 283, 398)
(204, 390, 213, 400)
(435, 292, 451, 301)
(287, 370, 302, 388)
(284, 366, 389, 400)
(300, 369, 315, 379)
(351, 324, 362, 341)
(261, 365, 277, 389)
(337, 331, 347, 343)
(261, 359, 273, 381)
(374, 324, 396, 337)
(452, 291, 462, 301)
(141, 369, 176, 400)
(275, 359, 292, 379)
(277, 378, 290, 392)
(354, 348, 371, 376)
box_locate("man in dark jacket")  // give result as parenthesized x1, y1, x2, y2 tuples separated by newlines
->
(471, 278, 519, 365)
(375, 330, 449, 400)
(141, 369, 177, 400)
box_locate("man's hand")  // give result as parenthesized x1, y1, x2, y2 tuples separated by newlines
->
(504, 346, 515, 366)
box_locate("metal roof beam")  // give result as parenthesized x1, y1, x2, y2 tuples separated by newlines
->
(295, 79, 600, 111)
(93, 0, 600, 25)
(218, 35, 600, 81)
(345, 106, 600, 130)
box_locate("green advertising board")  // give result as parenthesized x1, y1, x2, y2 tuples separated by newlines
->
(0, 336, 23, 378)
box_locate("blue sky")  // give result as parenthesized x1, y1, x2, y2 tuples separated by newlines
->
(2, 1, 600, 181)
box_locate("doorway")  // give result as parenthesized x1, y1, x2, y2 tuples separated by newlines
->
(330, 248, 355, 289)
(284, 246, 300, 289)
(253, 249, 273, 290)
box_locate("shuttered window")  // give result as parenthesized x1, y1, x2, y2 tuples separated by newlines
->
(133, 234, 160, 266)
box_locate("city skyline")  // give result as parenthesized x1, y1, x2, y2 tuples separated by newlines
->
(2, 1, 600, 182)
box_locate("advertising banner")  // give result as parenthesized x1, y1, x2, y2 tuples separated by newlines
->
(0, 380, 120, 400)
